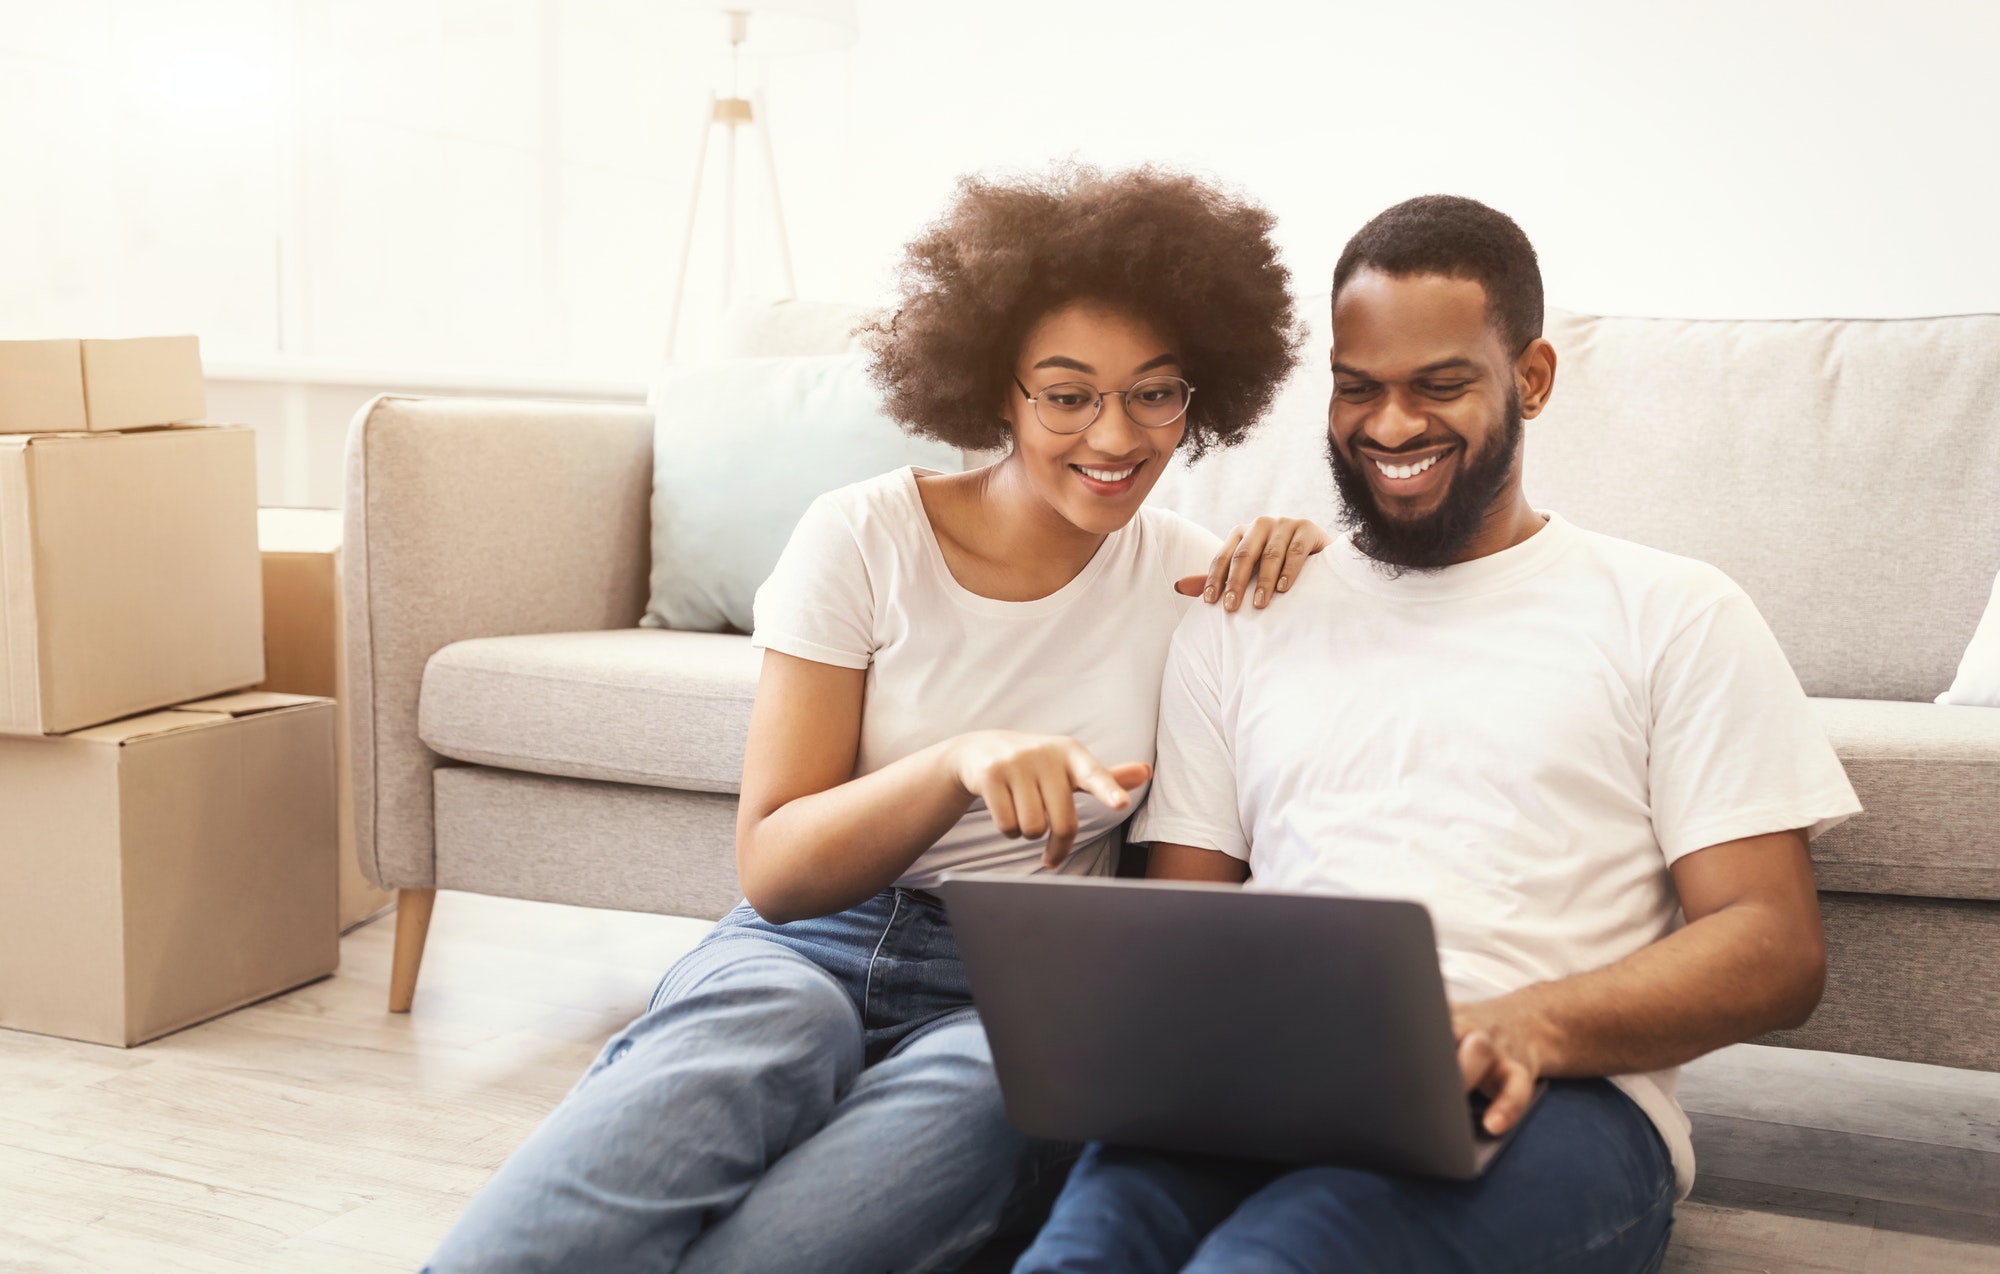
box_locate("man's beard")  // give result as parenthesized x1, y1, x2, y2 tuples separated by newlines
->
(1326, 393, 1524, 575)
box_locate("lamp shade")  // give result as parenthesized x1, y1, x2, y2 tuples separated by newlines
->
(684, 0, 859, 56)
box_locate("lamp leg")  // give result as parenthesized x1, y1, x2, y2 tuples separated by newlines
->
(721, 107, 739, 311)
(753, 88, 797, 301)
(665, 92, 718, 362)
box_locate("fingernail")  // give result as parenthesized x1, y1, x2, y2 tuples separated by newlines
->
(1277, 577, 1290, 591)
(1203, 587, 1216, 602)
(1224, 592, 1237, 609)
(1254, 588, 1267, 607)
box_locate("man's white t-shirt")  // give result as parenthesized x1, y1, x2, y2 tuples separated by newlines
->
(1132, 511, 1862, 1197)
(752, 467, 1221, 887)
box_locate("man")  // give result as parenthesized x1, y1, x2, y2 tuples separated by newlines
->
(1014, 196, 1862, 1274)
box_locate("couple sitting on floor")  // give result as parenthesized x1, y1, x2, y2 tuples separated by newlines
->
(425, 169, 1861, 1274)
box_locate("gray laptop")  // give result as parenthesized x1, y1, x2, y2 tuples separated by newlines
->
(936, 873, 1539, 1180)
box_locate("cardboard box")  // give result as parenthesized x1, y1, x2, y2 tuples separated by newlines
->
(254, 507, 392, 931)
(0, 340, 87, 433)
(0, 692, 338, 1047)
(82, 335, 207, 432)
(0, 336, 205, 434)
(0, 425, 264, 735)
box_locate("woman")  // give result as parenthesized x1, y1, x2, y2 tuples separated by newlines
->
(424, 163, 1317, 1274)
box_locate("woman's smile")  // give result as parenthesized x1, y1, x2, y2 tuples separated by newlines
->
(1070, 458, 1145, 496)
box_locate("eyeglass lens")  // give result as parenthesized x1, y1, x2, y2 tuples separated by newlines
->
(1035, 377, 1191, 433)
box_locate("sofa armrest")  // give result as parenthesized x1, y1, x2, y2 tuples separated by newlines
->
(343, 394, 655, 890)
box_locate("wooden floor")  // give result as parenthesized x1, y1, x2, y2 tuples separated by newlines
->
(1, 893, 1995, 1273)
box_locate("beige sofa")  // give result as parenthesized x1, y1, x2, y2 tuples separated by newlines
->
(344, 304, 2000, 1072)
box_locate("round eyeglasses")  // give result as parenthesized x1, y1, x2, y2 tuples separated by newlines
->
(1014, 374, 1195, 435)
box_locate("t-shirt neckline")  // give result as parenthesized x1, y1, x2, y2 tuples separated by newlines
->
(899, 465, 1124, 618)
(1325, 510, 1581, 600)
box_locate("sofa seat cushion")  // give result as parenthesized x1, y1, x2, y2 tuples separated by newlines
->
(419, 628, 760, 794)
(1808, 698, 2000, 900)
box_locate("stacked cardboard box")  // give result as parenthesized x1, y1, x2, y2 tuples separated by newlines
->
(0, 336, 339, 1047)
(254, 507, 393, 931)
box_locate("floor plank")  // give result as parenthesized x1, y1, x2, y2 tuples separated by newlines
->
(1, 891, 1995, 1273)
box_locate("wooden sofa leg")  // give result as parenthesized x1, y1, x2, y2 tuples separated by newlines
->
(388, 888, 438, 1013)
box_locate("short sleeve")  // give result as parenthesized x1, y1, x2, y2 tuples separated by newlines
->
(1150, 508, 1224, 585)
(749, 493, 874, 670)
(1647, 589, 1862, 863)
(1130, 608, 1249, 859)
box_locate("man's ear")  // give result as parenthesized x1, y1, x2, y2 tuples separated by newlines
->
(1515, 338, 1558, 419)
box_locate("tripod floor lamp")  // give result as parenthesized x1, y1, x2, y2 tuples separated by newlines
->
(665, 1, 858, 360)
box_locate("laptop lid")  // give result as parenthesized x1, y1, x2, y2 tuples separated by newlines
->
(939, 874, 1501, 1180)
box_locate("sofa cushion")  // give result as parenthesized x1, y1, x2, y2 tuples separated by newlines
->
(419, 628, 760, 794)
(1808, 698, 2000, 900)
(1529, 311, 2000, 703)
(641, 354, 960, 634)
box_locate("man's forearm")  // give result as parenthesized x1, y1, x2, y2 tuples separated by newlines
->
(1468, 897, 1825, 1079)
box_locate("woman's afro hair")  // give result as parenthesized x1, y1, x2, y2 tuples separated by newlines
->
(859, 162, 1303, 461)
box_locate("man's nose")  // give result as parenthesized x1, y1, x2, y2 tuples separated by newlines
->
(1371, 394, 1430, 448)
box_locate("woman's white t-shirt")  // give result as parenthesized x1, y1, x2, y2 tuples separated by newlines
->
(751, 466, 1221, 887)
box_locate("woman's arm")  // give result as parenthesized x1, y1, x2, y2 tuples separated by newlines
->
(735, 651, 1151, 923)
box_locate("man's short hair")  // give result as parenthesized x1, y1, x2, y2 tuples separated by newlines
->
(1331, 196, 1544, 354)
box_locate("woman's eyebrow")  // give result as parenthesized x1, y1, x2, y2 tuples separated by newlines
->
(1030, 353, 1181, 375)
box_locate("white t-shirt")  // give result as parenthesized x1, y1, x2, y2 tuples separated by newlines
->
(752, 466, 1221, 887)
(1132, 511, 1862, 1197)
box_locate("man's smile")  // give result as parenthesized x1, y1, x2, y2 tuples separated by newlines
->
(1354, 442, 1460, 502)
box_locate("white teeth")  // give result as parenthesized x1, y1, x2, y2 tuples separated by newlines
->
(1076, 464, 1138, 483)
(1373, 454, 1441, 480)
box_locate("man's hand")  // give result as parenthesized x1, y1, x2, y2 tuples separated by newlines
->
(1444, 829, 1825, 1112)
(1452, 996, 1551, 1136)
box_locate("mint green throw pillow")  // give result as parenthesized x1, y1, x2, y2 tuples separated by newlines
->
(641, 354, 961, 634)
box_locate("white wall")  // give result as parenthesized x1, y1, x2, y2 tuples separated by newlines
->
(4, 0, 1996, 393)
(787, 0, 2000, 322)
(0, 0, 707, 378)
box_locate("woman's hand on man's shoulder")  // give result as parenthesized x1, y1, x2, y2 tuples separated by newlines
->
(1176, 516, 1333, 610)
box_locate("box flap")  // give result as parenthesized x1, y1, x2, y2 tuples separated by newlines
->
(3, 423, 229, 451)
(60, 692, 326, 744)
(68, 709, 231, 745)
(258, 507, 343, 554)
(177, 691, 328, 717)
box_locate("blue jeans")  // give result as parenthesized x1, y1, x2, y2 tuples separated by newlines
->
(424, 889, 1060, 1274)
(1015, 1079, 1675, 1274)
